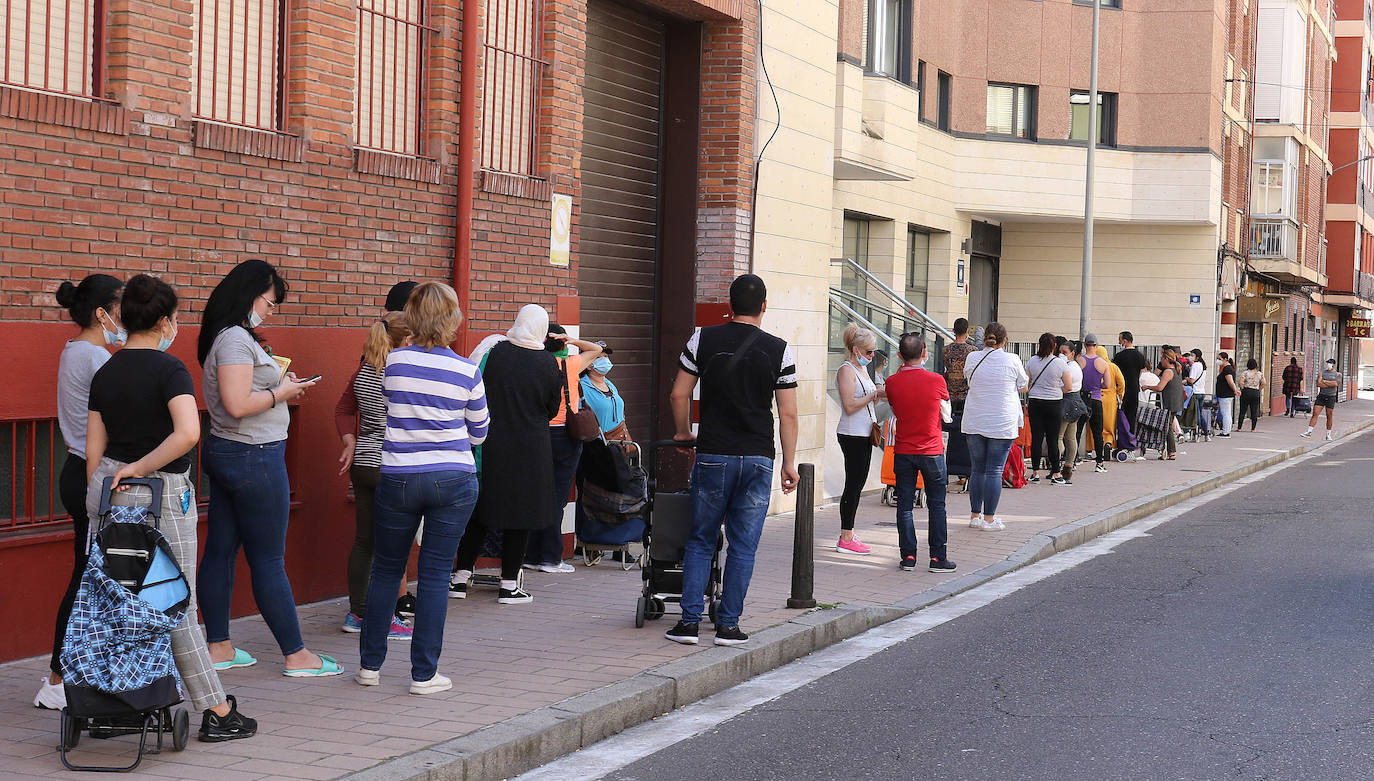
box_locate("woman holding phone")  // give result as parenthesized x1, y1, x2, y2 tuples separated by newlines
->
(196, 260, 337, 678)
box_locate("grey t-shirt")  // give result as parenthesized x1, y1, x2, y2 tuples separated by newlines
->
(203, 326, 290, 444)
(58, 340, 110, 457)
(1318, 369, 1341, 399)
(1025, 355, 1069, 400)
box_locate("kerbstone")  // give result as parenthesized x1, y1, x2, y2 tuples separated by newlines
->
(651, 644, 752, 706)
(549, 674, 676, 745)
(430, 709, 580, 781)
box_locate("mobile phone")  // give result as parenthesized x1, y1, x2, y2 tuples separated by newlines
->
(304, 374, 323, 383)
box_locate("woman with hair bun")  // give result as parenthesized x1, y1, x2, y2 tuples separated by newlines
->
(834, 322, 883, 555)
(959, 322, 1028, 531)
(84, 274, 257, 741)
(34, 275, 124, 711)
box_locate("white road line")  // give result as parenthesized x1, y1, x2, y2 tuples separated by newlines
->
(515, 439, 1346, 781)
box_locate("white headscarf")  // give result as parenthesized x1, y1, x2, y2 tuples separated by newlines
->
(468, 304, 550, 364)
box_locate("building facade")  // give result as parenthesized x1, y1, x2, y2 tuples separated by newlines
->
(0, 0, 760, 663)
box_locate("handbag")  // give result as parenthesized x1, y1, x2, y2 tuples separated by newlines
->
(1062, 385, 1088, 421)
(561, 357, 601, 442)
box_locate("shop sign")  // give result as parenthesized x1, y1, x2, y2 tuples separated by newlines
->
(1237, 295, 1283, 322)
(1347, 318, 1372, 338)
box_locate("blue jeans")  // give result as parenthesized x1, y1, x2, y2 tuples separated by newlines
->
(361, 470, 478, 682)
(199, 436, 303, 655)
(680, 454, 772, 628)
(894, 453, 948, 560)
(966, 434, 1014, 518)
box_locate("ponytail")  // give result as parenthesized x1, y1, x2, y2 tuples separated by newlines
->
(363, 311, 411, 372)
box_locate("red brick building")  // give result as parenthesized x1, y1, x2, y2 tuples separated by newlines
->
(0, 0, 758, 662)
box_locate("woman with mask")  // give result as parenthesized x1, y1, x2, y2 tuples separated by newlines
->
(85, 274, 257, 741)
(197, 260, 335, 678)
(524, 323, 602, 573)
(451, 305, 563, 604)
(833, 324, 883, 554)
(580, 346, 628, 440)
(1056, 339, 1085, 484)
(35, 274, 124, 711)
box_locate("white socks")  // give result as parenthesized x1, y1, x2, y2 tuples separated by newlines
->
(500, 579, 519, 590)
(453, 570, 472, 584)
(1305, 426, 1314, 434)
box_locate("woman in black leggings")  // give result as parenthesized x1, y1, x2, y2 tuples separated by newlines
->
(1238, 358, 1266, 431)
(1023, 333, 1073, 484)
(834, 324, 883, 555)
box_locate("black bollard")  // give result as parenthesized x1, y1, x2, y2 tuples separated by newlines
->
(787, 463, 817, 609)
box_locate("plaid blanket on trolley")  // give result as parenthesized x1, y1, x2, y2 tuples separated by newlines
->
(1135, 406, 1171, 453)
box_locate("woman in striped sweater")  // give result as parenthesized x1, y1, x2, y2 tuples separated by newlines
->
(354, 282, 488, 695)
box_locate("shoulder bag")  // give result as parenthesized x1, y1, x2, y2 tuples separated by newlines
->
(561, 357, 602, 442)
(1061, 357, 1088, 421)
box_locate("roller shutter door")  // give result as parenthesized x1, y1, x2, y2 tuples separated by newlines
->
(579, 0, 664, 432)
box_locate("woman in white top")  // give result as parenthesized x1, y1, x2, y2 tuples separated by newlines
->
(834, 324, 884, 555)
(1023, 333, 1074, 486)
(961, 323, 1028, 530)
(1057, 338, 1085, 483)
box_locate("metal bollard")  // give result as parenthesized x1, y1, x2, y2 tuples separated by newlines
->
(787, 462, 817, 609)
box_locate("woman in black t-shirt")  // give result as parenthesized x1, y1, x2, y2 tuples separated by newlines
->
(84, 274, 257, 743)
(1214, 352, 1239, 436)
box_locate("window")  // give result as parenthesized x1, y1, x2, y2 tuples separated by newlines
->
(1069, 90, 1117, 146)
(195, 0, 288, 130)
(906, 230, 929, 312)
(916, 60, 925, 120)
(865, 0, 910, 81)
(356, 0, 432, 156)
(986, 83, 1035, 139)
(842, 216, 872, 303)
(1251, 137, 1295, 216)
(1073, 0, 1121, 7)
(482, 0, 546, 175)
(937, 70, 951, 131)
(2, 0, 102, 98)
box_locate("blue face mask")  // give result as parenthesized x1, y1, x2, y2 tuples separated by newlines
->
(857, 354, 872, 367)
(592, 357, 613, 374)
(157, 326, 177, 352)
(103, 325, 127, 346)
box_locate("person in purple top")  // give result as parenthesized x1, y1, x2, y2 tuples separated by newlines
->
(354, 282, 487, 695)
(1077, 333, 1111, 473)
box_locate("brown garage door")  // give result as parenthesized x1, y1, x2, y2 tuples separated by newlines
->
(579, 0, 664, 434)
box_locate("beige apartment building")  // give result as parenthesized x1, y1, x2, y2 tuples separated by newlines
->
(752, 0, 1268, 500)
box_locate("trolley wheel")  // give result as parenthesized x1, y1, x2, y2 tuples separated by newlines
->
(879, 486, 894, 506)
(171, 708, 189, 751)
(60, 708, 83, 750)
(643, 596, 665, 621)
(915, 488, 924, 508)
(635, 596, 647, 628)
(708, 599, 720, 626)
(1115, 449, 1129, 462)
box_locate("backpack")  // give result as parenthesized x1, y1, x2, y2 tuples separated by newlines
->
(1002, 443, 1027, 489)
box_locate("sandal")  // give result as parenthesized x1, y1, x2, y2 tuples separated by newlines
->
(212, 648, 258, 671)
(283, 653, 344, 678)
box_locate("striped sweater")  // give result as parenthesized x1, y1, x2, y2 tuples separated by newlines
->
(381, 345, 489, 474)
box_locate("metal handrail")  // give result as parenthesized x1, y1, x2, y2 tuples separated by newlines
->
(828, 295, 900, 349)
(830, 257, 955, 340)
(828, 287, 932, 333)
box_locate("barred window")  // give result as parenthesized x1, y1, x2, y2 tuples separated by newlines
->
(194, 0, 287, 130)
(356, 0, 431, 156)
(1, 0, 101, 98)
(482, 0, 545, 175)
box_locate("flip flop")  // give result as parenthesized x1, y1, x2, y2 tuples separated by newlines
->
(212, 648, 258, 671)
(283, 653, 344, 678)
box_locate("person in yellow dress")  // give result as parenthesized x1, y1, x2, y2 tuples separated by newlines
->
(1089, 359, 1127, 456)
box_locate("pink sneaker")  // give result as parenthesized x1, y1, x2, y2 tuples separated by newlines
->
(836, 537, 872, 555)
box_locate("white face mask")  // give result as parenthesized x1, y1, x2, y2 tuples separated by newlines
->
(247, 309, 264, 329)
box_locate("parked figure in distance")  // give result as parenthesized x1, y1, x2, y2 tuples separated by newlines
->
(884, 334, 956, 573)
(1302, 358, 1341, 441)
(834, 323, 884, 555)
(664, 274, 799, 648)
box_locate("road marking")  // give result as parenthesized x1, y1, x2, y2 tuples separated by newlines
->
(515, 436, 1356, 781)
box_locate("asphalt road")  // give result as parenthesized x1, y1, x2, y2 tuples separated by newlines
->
(601, 432, 1374, 781)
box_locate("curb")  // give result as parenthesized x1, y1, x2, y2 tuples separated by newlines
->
(347, 419, 1374, 781)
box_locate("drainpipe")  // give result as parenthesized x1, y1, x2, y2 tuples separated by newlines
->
(454, 0, 481, 347)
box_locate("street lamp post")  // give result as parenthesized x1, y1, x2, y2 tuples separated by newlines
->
(1080, 0, 1101, 340)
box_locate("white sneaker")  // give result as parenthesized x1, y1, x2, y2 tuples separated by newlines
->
(354, 668, 380, 687)
(33, 677, 65, 710)
(1300, 430, 1313, 438)
(1326, 431, 1334, 441)
(410, 673, 452, 695)
(538, 562, 576, 574)
(983, 517, 1006, 531)
(968, 515, 984, 528)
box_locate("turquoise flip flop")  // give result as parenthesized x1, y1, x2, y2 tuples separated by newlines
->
(212, 648, 258, 671)
(283, 653, 344, 678)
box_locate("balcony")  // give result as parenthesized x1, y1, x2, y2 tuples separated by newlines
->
(1324, 270, 1374, 311)
(1249, 218, 1325, 286)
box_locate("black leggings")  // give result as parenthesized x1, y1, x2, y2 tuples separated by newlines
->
(1026, 398, 1062, 474)
(837, 433, 872, 532)
(455, 520, 530, 582)
(50, 455, 89, 675)
(1087, 399, 1108, 463)
(1239, 388, 1262, 430)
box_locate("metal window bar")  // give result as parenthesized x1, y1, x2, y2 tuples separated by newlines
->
(481, 0, 545, 176)
(194, 0, 286, 131)
(1, 0, 104, 99)
(356, 0, 432, 156)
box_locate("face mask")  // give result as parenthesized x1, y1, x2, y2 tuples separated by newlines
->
(157, 325, 177, 352)
(98, 310, 126, 346)
(247, 309, 264, 329)
(857, 355, 872, 367)
(592, 357, 613, 374)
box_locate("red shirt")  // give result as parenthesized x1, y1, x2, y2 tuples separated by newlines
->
(884, 365, 949, 455)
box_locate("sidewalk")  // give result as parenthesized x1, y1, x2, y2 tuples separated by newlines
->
(5, 400, 1373, 780)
